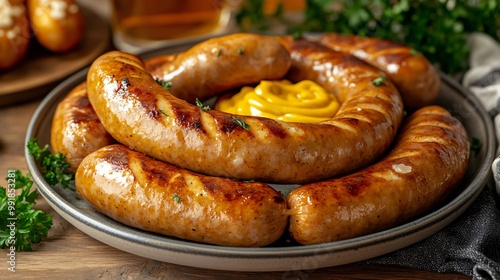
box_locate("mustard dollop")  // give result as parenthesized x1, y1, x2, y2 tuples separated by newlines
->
(215, 80, 339, 123)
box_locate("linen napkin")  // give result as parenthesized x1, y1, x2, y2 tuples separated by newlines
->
(363, 33, 500, 280)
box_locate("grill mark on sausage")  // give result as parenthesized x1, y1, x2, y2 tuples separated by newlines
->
(258, 118, 288, 139)
(273, 195, 286, 204)
(102, 148, 128, 171)
(343, 177, 370, 197)
(133, 86, 161, 120)
(72, 95, 101, 123)
(169, 100, 205, 132)
(118, 72, 162, 121)
(139, 155, 168, 181)
(338, 118, 360, 127)
(210, 111, 246, 134)
(202, 180, 243, 201)
(200, 177, 286, 205)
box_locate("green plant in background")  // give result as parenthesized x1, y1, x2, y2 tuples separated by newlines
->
(236, 0, 500, 75)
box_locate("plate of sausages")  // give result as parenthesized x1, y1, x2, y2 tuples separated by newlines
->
(26, 33, 495, 271)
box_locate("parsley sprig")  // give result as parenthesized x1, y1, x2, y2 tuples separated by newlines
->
(27, 139, 74, 190)
(195, 98, 211, 111)
(233, 117, 250, 130)
(0, 170, 53, 251)
(155, 78, 173, 90)
(0, 139, 76, 251)
(372, 75, 386, 87)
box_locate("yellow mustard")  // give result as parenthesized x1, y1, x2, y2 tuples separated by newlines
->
(215, 80, 339, 123)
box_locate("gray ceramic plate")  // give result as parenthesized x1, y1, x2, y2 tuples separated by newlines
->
(26, 44, 495, 272)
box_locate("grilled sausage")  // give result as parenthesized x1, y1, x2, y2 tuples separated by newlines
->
(287, 105, 470, 245)
(75, 144, 288, 247)
(145, 33, 291, 103)
(50, 82, 115, 172)
(27, 0, 84, 52)
(305, 33, 440, 111)
(86, 35, 403, 184)
(0, 0, 30, 70)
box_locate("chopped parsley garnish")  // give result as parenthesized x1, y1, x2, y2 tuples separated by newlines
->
(233, 117, 250, 130)
(372, 76, 386, 87)
(410, 49, 419, 56)
(27, 139, 74, 189)
(195, 98, 210, 111)
(155, 78, 173, 90)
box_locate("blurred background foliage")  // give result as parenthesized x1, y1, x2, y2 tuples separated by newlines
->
(236, 0, 500, 75)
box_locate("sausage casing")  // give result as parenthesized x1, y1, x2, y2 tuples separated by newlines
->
(287, 106, 470, 245)
(307, 33, 441, 111)
(50, 82, 115, 171)
(75, 144, 288, 247)
(146, 33, 291, 103)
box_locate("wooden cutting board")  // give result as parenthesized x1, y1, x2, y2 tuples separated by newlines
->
(0, 6, 110, 107)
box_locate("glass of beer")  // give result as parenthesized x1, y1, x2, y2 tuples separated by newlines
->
(111, 0, 236, 52)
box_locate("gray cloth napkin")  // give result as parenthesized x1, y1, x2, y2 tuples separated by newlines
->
(362, 33, 500, 280)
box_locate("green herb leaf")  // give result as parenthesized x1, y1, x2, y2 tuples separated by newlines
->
(155, 78, 173, 90)
(27, 139, 74, 189)
(195, 98, 211, 111)
(233, 117, 250, 130)
(372, 76, 386, 87)
(238, 48, 244, 55)
(217, 49, 223, 57)
(292, 30, 303, 40)
(410, 48, 419, 56)
(0, 170, 53, 251)
(172, 194, 181, 203)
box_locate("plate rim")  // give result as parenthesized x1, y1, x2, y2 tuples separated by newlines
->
(25, 52, 496, 272)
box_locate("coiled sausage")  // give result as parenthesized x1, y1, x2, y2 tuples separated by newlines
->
(86, 34, 403, 184)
